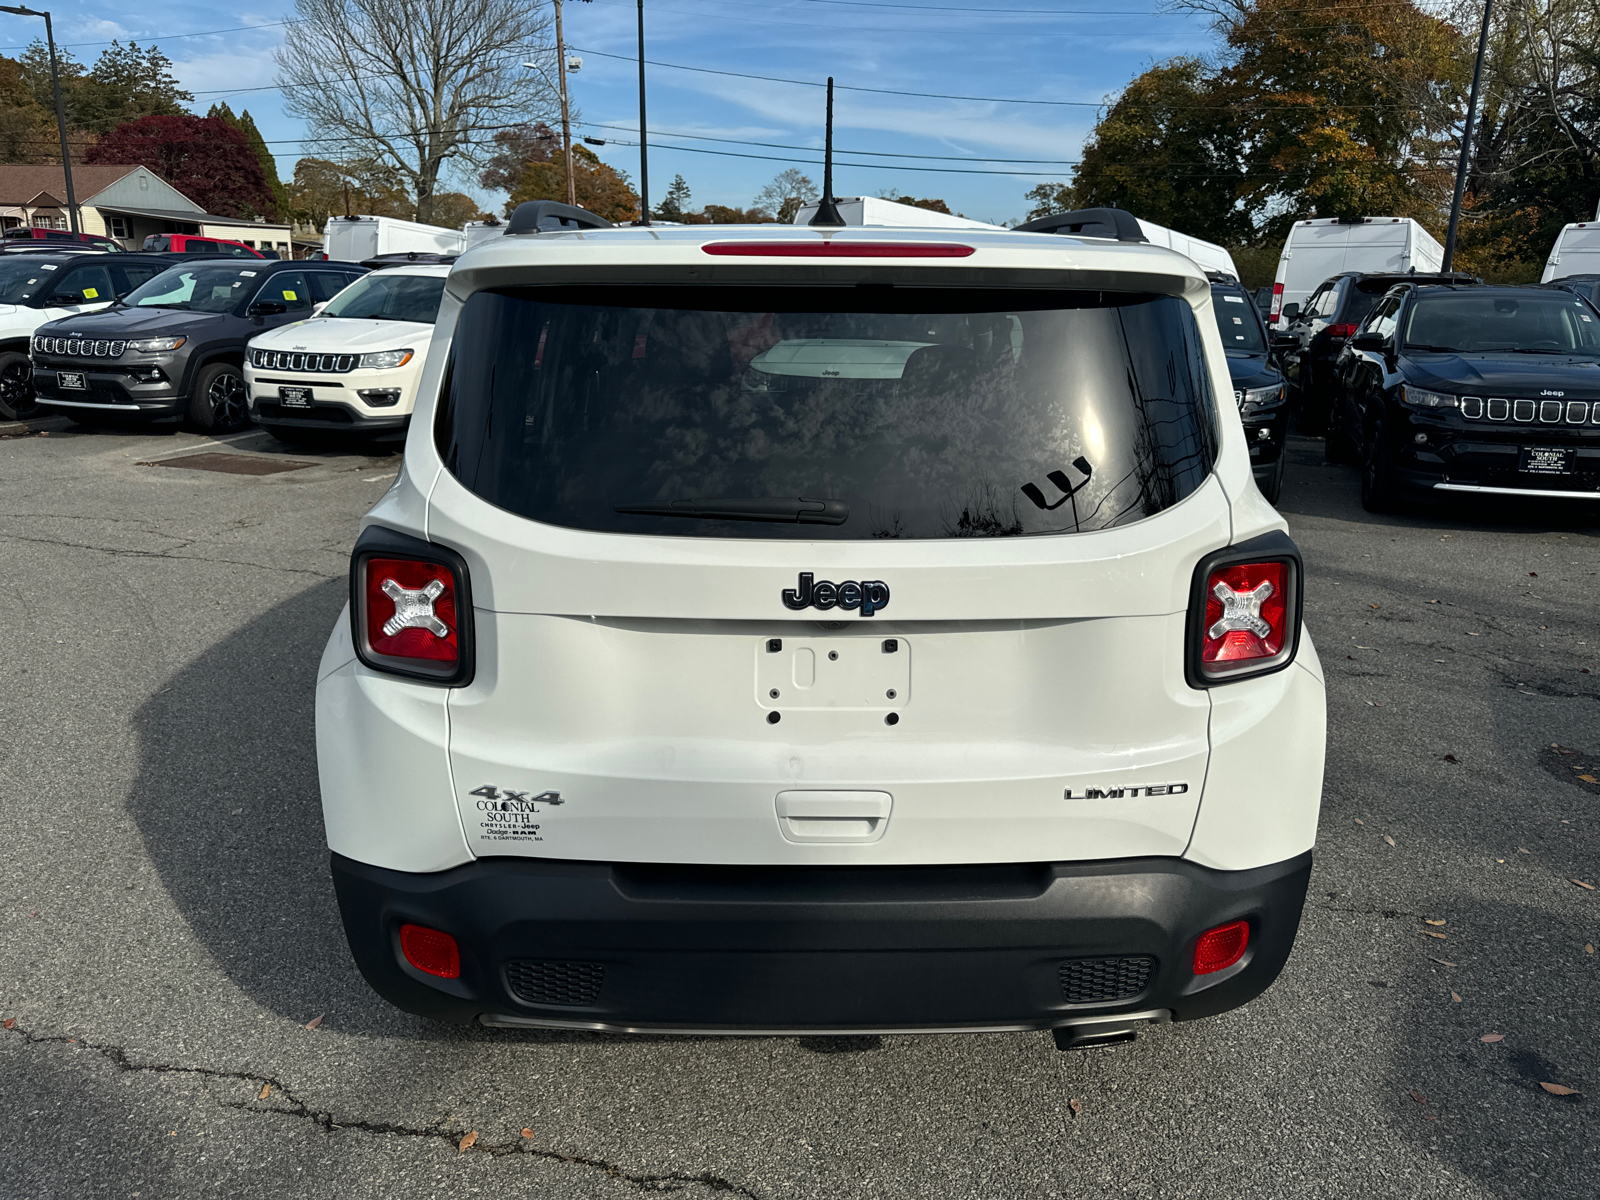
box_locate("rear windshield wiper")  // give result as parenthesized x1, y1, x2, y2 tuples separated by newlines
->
(614, 496, 850, 524)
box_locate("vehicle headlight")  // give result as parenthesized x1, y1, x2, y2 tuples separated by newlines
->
(126, 336, 186, 353)
(1400, 386, 1458, 409)
(357, 349, 414, 369)
(1237, 383, 1286, 413)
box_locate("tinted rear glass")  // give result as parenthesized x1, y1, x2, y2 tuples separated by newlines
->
(438, 286, 1218, 540)
(1211, 286, 1266, 352)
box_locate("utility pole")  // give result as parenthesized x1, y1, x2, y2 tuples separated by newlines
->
(1444, 0, 1494, 272)
(636, 0, 649, 224)
(0, 6, 76, 233)
(553, 0, 575, 207)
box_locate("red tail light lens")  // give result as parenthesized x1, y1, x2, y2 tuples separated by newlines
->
(1186, 535, 1301, 687)
(1269, 282, 1284, 323)
(350, 529, 474, 685)
(1202, 561, 1287, 670)
(1326, 322, 1358, 340)
(1193, 919, 1249, 974)
(400, 924, 461, 979)
(365, 557, 459, 664)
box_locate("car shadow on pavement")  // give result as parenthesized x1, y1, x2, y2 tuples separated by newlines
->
(123, 579, 726, 1047)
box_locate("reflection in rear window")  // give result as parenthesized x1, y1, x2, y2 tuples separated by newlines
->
(438, 286, 1219, 539)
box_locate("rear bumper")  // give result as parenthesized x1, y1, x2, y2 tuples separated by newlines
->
(331, 849, 1312, 1032)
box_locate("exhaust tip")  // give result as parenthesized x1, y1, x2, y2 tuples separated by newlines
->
(1053, 1025, 1138, 1051)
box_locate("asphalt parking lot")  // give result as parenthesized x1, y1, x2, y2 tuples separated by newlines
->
(1, 421, 1597, 1199)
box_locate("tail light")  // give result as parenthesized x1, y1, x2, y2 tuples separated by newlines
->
(400, 924, 461, 978)
(1326, 322, 1358, 340)
(1185, 532, 1302, 687)
(1269, 282, 1284, 324)
(350, 526, 474, 685)
(1193, 919, 1250, 974)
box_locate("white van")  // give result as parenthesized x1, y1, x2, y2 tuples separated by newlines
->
(1137, 221, 1239, 279)
(793, 196, 1003, 230)
(323, 215, 466, 262)
(1540, 223, 1600, 283)
(1271, 218, 1443, 324)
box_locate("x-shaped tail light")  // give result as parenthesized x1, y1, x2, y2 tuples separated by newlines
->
(381, 577, 449, 638)
(1207, 578, 1275, 640)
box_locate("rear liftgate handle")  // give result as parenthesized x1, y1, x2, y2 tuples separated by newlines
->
(774, 791, 893, 844)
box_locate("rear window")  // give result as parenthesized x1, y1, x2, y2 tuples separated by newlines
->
(438, 286, 1219, 540)
(1211, 285, 1266, 352)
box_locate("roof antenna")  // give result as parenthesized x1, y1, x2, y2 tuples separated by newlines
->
(808, 76, 844, 226)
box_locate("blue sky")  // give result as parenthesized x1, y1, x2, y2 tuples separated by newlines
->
(24, 0, 1220, 226)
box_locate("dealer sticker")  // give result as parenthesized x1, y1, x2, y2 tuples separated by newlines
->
(468, 784, 560, 843)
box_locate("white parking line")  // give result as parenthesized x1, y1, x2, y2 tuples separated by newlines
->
(132, 430, 273, 462)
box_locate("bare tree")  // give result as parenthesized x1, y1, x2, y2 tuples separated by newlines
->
(276, 0, 559, 224)
(754, 168, 816, 223)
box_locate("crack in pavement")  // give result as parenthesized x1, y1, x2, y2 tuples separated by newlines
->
(3, 1022, 757, 1196)
(0, 532, 341, 579)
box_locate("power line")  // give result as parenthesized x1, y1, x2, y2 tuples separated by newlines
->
(0, 20, 289, 53)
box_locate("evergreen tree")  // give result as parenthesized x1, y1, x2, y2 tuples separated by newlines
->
(208, 102, 287, 220)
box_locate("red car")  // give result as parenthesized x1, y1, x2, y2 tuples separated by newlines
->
(142, 233, 265, 258)
(3, 226, 123, 252)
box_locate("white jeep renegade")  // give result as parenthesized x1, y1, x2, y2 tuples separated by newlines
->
(316, 202, 1326, 1048)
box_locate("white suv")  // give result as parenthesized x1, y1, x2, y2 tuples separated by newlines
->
(244, 261, 450, 439)
(316, 203, 1326, 1048)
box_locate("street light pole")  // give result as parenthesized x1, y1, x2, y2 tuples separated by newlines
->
(636, 0, 649, 225)
(1443, 0, 1494, 272)
(553, 0, 575, 207)
(0, 5, 77, 233)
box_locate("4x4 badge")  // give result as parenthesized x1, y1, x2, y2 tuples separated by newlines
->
(469, 785, 564, 810)
(782, 572, 890, 617)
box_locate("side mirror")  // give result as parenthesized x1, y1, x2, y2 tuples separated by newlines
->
(1281, 302, 1301, 321)
(50, 292, 84, 305)
(1350, 330, 1388, 352)
(311, 301, 327, 317)
(248, 299, 288, 317)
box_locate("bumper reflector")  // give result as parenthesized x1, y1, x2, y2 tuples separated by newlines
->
(400, 923, 461, 978)
(1193, 919, 1250, 975)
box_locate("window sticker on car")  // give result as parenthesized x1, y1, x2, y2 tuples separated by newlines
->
(282, 290, 298, 300)
(83, 287, 99, 298)
(240, 271, 257, 277)
(40, 264, 55, 270)
(1224, 295, 1244, 303)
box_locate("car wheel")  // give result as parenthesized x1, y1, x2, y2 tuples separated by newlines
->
(0, 349, 38, 421)
(189, 362, 250, 433)
(1260, 451, 1286, 505)
(1360, 418, 1402, 513)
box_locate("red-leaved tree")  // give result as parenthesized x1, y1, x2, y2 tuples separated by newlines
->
(85, 114, 275, 219)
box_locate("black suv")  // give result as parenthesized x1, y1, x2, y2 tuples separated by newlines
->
(1277, 271, 1478, 433)
(1208, 273, 1289, 502)
(1539, 274, 1600, 308)
(0, 252, 190, 420)
(1327, 283, 1600, 511)
(32, 258, 367, 431)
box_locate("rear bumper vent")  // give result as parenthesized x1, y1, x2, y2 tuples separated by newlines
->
(506, 960, 605, 1006)
(1058, 956, 1155, 1004)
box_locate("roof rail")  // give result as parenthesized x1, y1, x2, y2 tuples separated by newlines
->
(360, 251, 458, 269)
(506, 201, 613, 235)
(1013, 207, 1148, 243)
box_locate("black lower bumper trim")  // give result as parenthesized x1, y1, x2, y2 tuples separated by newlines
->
(331, 851, 1313, 1031)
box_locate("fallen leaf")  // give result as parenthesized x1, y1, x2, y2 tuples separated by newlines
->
(1480, 1033, 1505, 1043)
(1529, 572, 1538, 577)
(1427, 599, 1440, 603)
(1069, 1099, 1083, 1116)
(1580, 775, 1598, 784)
(1451, 992, 1462, 1002)
(305, 1014, 323, 1030)
(258, 1083, 271, 1100)
(1355, 818, 1365, 825)
(1424, 1113, 1437, 1120)
(1424, 931, 1447, 940)
(1586, 944, 1594, 955)
(1496, 859, 1505, 863)
(1442, 754, 1458, 763)
(2, 1017, 13, 1030)
(521, 1128, 535, 1139)
(1518, 847, 1530, 854)
(458, 1131, 477, 1154)
(1431, 958, 1458, 966)
(1539, 1082, 1579, 1096)
(1384, 835, 1396, 846)
(1468, 632, 1481, 636)
(1409, 1089, 1426, 1104)
(1424, 918, 1446, 926)
(1370, 604, 1381, 610)
(1572, 879, 1597, 891)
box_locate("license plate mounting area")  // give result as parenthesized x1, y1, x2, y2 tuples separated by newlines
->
(756, 636, 910, 710)
(1519, 445, 1575, 475)
(278, 386, 312, 408)
(58, 371, 86, 390)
